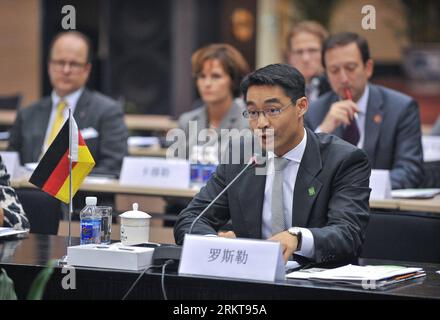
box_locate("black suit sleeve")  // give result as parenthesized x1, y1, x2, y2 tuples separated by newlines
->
(310, 148, 371, 264)
(389, 100, 424, 189)
(174, 164, 232, 245)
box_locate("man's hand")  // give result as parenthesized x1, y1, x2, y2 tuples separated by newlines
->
(218, 230, 236, 239)
(319, 100, 359, 133)
(268, 231, 298, 263)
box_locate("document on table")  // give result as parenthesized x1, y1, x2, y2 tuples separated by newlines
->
(0, 227, 28, 238)
(391, 188, 440, 199)
(286, 264, 425, 289)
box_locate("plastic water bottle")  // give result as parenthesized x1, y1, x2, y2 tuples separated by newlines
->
(80, 196, 101, 245)
(190, 146, 204, 188)
(201, 145, 218, 184)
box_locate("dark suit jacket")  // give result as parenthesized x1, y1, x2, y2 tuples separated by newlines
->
(305, 84, 423, 189)
(174, 129, 371, 264)
(8, 89, 128, 176)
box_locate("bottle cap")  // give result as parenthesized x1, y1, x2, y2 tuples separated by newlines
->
(85, 196, 97, 206)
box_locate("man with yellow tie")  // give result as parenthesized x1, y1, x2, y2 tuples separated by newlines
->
(9, 31, 128, 177)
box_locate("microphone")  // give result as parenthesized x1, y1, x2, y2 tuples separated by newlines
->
(152, 153, 264, 270)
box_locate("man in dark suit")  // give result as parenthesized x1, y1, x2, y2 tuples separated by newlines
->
(8, 31, 128, 177)
(174, 64, 371, 264)
(305, 32, 423, 189)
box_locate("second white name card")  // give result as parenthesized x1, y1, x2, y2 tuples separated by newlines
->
(120, 157, 190, 189)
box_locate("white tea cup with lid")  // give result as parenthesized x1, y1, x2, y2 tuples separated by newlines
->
(119, 203, 151, 245)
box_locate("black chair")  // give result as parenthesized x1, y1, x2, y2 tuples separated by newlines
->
(0, 94, 22, 110)
(421, 161, 440, 188)
(360, 210, 440, 263)
(16, 188, 62, 235)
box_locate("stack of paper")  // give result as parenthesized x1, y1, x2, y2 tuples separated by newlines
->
(391, 188, 440, 199)
(287, 264, 425, 289)
(0, 227, 28, 238)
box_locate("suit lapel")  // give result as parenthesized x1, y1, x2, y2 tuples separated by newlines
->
(73, 89, 90, 128)
(238, 164, 267, 238)
(363, 85, 384, 165)
(33, 97, 52, 160)
(292, 129, 323, 227)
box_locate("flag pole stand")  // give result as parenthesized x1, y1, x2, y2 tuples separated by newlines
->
(58, 108, 73, 266)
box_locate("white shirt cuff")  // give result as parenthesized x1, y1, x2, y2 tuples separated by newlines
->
(295, 228, 315, 259)
(314, 126, 322, 133)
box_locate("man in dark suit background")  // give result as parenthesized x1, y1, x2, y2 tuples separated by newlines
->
(174, 64, 371, 265)
(305, 32, 423, 189)
(8, 31, 128, 177)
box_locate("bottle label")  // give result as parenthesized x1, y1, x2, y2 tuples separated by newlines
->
(80, 219, 101, 245)
(201, 164, 217, 183)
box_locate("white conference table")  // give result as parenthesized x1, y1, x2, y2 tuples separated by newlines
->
(11, 177, 440, 214)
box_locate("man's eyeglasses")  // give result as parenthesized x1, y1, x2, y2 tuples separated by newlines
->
(243, 100, 296, 120)
(291, 48, 320, 56)
(50, 60, 88, 72)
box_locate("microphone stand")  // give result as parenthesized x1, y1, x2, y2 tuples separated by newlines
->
(188, 158, 256, 234)
(152, 155, 262, 270)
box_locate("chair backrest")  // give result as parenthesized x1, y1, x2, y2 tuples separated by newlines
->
(421, 161, 440, 188)
(16, 188, 62, 235)
(360, 210, 440, 263)
(0, 94, 22, 110)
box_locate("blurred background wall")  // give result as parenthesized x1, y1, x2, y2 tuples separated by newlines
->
(0, 0, 438, 124)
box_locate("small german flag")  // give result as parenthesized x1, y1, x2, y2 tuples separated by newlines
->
(30, 117, 95, 203)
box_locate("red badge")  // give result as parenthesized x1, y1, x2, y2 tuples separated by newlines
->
(374, 114, 382, 124)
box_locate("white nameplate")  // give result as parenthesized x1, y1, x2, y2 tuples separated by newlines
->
(0, 151, 21, 179)
(422, 136, 440, 162)
(179, 234, 285, 282)
(369, 169, 392, 200)
(120, 156, 190, 189)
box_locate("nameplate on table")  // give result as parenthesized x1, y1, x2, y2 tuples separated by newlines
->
(422, 136, 440, 162)
(179, 234, 285, 282)
(0, 151, 21, 179)
(120, 156, 190, 189)
(369, 169, 392, 200)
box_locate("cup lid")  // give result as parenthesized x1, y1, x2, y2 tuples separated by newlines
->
(119, 203, 151, 219)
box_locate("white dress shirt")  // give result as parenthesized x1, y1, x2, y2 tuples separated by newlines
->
(43, 88, 84, 151)
(261, 128, 315, 259)
(353, 85, 369, 149)
(316, 85, 369, 149)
